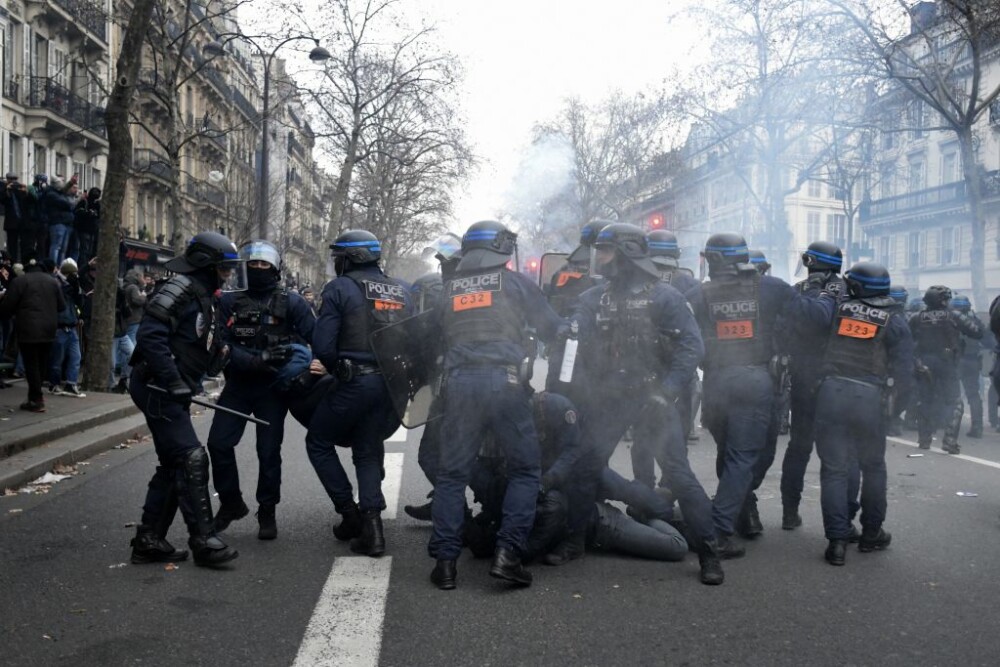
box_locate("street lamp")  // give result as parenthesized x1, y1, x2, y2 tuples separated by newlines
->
(203, 36, 330, 241)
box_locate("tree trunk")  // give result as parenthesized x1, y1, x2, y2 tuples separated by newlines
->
(81, 0, 157, 392)
(325, 123, 361, 243)
(959, 128, 987, 310)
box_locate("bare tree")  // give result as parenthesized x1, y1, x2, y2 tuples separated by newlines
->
(829, 0, 1000, 308)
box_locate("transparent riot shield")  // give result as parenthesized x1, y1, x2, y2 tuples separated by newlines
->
(539, 252, 569, 291)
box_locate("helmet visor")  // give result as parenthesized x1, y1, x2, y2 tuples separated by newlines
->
(422, 233, 462, 262)
(219, 259, 248, 292)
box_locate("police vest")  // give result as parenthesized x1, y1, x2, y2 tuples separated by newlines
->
(442, 269, 524, 347)
(549, 265, 595, 317)
(229, 290, 290, 351)
(165, 277, 225, 384)
(701, 273, 771, 369)
(337, 273, 409, 354)
(912, 309, 960, 356)
(594, 282, 664, 381)
(823, 298, 891, 379)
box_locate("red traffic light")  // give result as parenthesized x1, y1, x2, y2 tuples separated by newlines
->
(528, 258, 539, 270)
(649, 214, 664, 229)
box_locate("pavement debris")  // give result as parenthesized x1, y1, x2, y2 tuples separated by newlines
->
(907, 454, 924, 458)
(956, 491, 978, 497)
(108, 563, 128, 569)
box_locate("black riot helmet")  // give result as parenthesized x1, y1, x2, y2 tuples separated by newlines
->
(647, 229, 681, 269)
(923, 285, 953, 309)
(843, 262, 891, 299)
(888, 284, 909, 306)
(802, 241, 843, 273)
(457, 220, 517, 272)
(702, 232, 749, 277)
(330, 229, 381, 264)
(748, 249, 771, 275)
(166, 231, 240, 273)
(951, 294, 972, 312)
(594, 222, 660, 279)
(567, 220, 610, 265)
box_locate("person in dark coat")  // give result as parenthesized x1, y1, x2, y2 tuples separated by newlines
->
(0, 254, 65, 411)
(73, 187, 101, 266)
(2, 173, 29, 262)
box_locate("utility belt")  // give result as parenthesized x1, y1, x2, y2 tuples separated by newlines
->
(335, 358, 381, 383)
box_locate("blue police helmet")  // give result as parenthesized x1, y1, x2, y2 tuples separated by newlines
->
(888, 284, 909, 305)
(802, 241, 843, 273)
(330, 229, 381, 264)
(951, 294, 972, 312)
(568, 220, 610, 265)
(703, 232, 749, 275)
(457, 220, 517, 272)
(844, 261, 891, 299)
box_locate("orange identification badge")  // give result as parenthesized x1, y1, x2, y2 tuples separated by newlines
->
(453, 291, 492, 311)
(556, 271, 584, 287)
(837, 317, 877, 339)
(375, 300, 404, 311)
(716, 320, 754, 339)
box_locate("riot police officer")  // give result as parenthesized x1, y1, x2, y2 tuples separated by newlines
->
(886, 285, 911, 436)
(128, 232, 241, 567)
(686, 233, 794, 554)
(911, 286, 983, 453)
(952, 295, 987, 439)
(428, 220, 563, 590)
(556, 223, 724, 585)
(748, 249, 771, 275)
(791, 262, 913, 565)
(306, 230, 412, 556)
(779, 241, 846, 530)
(630, 229, 701, 488)
(206, 241, 315, 540)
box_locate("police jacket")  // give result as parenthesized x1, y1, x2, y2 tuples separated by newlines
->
(548, 262, 598, 318)
(785, 272, 847, 376)
(313, 264, 412, 372)
(440, 267, 562, 370)
(790, 291, 914, 396)
(909, 307, 983, 360)
(533, 391, 585, 487)
(657, 266, 700, 295)
(132, 272, 227, 391)
(576, 274, 703, 397)
(956, 311, 987, 361)
(221, 287, 316, 377)
(685, 271, 793, 372)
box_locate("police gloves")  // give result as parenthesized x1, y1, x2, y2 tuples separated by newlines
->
(804, 271, 830, 290)
(261, 345, 292, 367)
(166, 378, 192, 403)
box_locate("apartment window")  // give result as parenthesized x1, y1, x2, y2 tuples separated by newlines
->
(827, 214, 846, 248)
(909, 101, 925, 139)
(32, 144, 45, 177)
(3, 24, 14, 98)
(908, 160, 925, 191)
(908, 231, 921, 267)
(942, 227, 956, 265)
(808, 179, 822, 198)
(928, 229, 941, 265)
(807, 211, 821, 242)
(7, 133, 22, 177)
(880, 165, 895, 198)
(52, 48, 68, 88)
(878, 236, 891, 267)
(941, 152, 958, 184)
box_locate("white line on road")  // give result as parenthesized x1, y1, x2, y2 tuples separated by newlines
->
(888, 436, 1000, 471)
(292, 556, 392, 667)
(387, 426, 407, 442)
(382, 452, 403, 519)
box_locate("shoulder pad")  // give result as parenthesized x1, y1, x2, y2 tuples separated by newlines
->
(146, 275, 196, 325)
(861, 295, 895, 309)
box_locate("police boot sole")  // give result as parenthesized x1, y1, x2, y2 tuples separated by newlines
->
(214, 505, 250, 532)
(131, 549, 189, 564)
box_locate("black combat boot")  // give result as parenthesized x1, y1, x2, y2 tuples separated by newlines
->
(825, 539, 847, 566)
(177, 448, 238, 567)
(848, 524, 861, 543)
(858, 528, 892, 553)
(543, 531, 585, 566)
(967, 426, 983, 439)
(431, 560, 457, 590)
(130, 526, 189, 564)
(257, 504, 277, 540)
(737, 495, 763, 538)
(403, 493, 433, 521)
(350, 510, 386, 557)
(489, 546, 532, 587)
(781, 505, 802, 530)
(942, 439, 960, 455)
(716, 534, 745, 559)
(333, 504, 364, 541)
(213, 498, 249, 532)
(698, 541, 725, 585)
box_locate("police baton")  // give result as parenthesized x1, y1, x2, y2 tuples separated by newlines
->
(148, 385, 271, 427)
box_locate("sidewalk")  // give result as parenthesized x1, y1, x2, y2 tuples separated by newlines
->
(0, 378, 222, 492)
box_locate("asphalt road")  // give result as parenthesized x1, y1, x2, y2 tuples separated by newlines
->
(3, 406, 1000, 666)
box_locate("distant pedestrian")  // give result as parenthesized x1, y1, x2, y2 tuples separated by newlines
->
(0, 254, 65, 411)
(74, 187, 101, 266)
(48, 258, 85, 397)
(2, 173, 29, 262)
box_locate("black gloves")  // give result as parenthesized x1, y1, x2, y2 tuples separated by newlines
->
(166, 378, 192, 403)
(261, 345, 292, 367)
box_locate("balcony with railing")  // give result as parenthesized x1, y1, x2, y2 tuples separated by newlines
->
(26, 76, 106, 139)
(3, 77, 21, 104)
(198, 181, 226, 210)
(861, 170, 1000, 224)
(288, 134, 306, 160)
(232, 87, 259, 123)
(33, 0, 108, 45)
(132, 148, 172, 183)
(200, 118, 227, 153)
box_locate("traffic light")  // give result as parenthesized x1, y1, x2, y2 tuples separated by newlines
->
(525, 257, 540, 275)
(649, 213, 664, 230)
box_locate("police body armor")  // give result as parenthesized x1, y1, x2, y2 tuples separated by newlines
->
(339, 273, 408, 354)
(823, 298, 892, 380)
(594, 283, 663, 385)
(912, 309, 961, 358)
(229, 289, 291, 351)
(701, 273, 771, 369)
(548, 264, 596, 318)
(442, 269, 525, 348)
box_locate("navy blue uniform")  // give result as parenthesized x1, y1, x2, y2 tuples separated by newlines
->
(206, 288, 315, 509)
(957, 311, 987, 435)
(790, 291, 914, 539)
(428, 268, 562, 561)
(306, 265, 412, 513)
(566, 277, 714, 549)
(686, 272, 795, 538)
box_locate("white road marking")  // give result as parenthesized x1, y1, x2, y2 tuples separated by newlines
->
(888, 436, 1000, 471)
(292, 556, 392, 667)
(387, 426, 407, 442)
(382, 453, 403, 519)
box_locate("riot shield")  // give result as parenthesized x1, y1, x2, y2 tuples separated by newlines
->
(539, 252, 569, 291)
(370, 309, 441, 428)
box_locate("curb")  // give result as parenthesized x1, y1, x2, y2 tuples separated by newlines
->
(0, 401, 140, 460)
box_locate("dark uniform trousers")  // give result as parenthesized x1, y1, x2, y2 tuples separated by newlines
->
(918, 355, 963, 444)
(958, 354, 983, 432)
(813, 377, 885, 540)
(428, 366, 542, 561)
(780, 369, 820, 509)
(207, 381, 290, 507)
(305, 373, 397, 513)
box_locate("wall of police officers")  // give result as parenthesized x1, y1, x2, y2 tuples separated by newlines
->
(122, 216, 999, 587)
